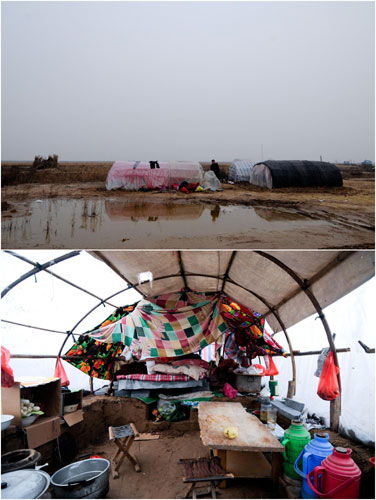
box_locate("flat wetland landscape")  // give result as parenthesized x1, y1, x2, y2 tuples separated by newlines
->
(1, 162, 374, 249)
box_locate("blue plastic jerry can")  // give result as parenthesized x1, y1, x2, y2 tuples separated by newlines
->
(294, 432, 333, 499)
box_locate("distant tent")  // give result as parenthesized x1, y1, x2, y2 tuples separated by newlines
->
(249, 160, 343, 189)
(106, 161, 203, 191)
(228, 159, 254, 182)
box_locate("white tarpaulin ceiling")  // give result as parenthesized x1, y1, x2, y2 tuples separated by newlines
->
(91, 250, 374, 333)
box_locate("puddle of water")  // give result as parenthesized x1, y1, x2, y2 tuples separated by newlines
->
(1, 197, 368, 249)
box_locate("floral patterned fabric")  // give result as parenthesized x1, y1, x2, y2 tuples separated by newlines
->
(64, 304, 137, 380)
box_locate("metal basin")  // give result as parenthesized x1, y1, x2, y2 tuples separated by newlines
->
(1, 415, 14, 431)
(51, 458, 110, 498)
(234, 374, 262, 393)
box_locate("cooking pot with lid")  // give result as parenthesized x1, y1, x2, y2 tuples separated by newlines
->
(1, 469, 51, 499)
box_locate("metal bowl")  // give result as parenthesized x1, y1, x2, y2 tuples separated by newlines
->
(51, 458, 110, 499)
(22, 415, 38, 427)
(1, 414, 14, 431)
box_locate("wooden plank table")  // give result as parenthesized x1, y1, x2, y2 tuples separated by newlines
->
(198, 401, 284, 488)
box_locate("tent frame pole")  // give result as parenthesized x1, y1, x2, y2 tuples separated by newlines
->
(2, 250, 80, 298)
(223, 278, 297, 398)
(57, 285, 135, 358)
(177, 251, 189, 290)
(4, 251, 117, 307)
(91, 251, 147, 298)
(255, 251, 341, 431)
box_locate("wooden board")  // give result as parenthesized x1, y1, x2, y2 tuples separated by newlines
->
(198, 401, 284, 452)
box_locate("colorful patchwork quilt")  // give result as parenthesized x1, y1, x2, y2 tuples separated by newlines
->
(88, 292, 228, 360)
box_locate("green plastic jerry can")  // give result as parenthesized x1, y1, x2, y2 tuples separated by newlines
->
(282, 420, 311, 480)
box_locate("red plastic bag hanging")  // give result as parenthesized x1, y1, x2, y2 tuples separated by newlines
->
(1, 346, 14, 388)
(54, 357, 70, 387)
(263, 355, 279, 376)
(317, 351, 340, 401)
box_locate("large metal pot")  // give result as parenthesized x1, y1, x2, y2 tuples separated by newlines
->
(1, 469, 51, 498)
(50, 458, 110, 499)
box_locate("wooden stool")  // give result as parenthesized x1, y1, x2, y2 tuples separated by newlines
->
(178, 457, 234, 498)
(109, 423, 159, 479)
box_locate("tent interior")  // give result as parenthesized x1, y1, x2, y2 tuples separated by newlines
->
(1, 250, 375, 499)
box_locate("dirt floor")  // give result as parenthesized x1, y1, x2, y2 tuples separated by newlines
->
(1, 162, 374, 249)
(75, 427, 375, 499)
(2, 393, 374, 499)
(79, 429, 280, 499)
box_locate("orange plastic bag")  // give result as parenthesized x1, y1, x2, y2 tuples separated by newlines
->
(264, 355, 279, 376)
(317, 351, 340, 401)
(54, 357, 70, 387)
(1, 346, 14, 388)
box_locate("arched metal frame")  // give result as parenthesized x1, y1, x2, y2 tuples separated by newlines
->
(3, 250, 343, 430)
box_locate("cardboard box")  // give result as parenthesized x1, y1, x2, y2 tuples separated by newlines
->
(61, 389, 84, 427)
(1, 377, 61, 448)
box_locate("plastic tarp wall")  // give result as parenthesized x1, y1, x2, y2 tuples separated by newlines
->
(1, 251, 142, 392)
(202, 171, 221, 191)
(250, 163, 274, 188)
(229, 159, 254, 182)
(272, 278, 375, 446)
(106, 161, 203, 191)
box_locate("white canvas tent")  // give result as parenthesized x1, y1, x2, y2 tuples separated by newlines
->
(1, 250, 374, 445)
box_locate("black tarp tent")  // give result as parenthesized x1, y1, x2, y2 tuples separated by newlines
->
(250, 160, 343, 189)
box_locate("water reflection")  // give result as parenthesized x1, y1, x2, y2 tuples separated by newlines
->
(210, 204, 221, 222)
(105, 199, 204, 221)
(1, 197, 353, 249)
(254, 207, 308, 222)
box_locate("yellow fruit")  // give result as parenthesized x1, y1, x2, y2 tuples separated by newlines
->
(224, 426, 238, 439)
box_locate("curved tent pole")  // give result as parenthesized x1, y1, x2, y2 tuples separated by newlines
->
(2, 250, 81, 298)
(255, 251, 341, 431)
(57, 285, 135, 358)
(91, 251, 147, 298)
(4, 251, 117, 308)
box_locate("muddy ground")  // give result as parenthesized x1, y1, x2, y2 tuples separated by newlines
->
(1, 162, 374, 249)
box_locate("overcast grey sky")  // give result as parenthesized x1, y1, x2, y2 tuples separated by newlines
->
(2, 1, 374, 162)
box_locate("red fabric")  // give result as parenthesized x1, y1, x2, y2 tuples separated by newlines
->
(1, 346, 14, 388)
(117, 373, 191, 382)
(54, 357, 70, 387)
(223, 382, 238, 399)
(317, 351, 340, 401)
(264, 355, 279, 376)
